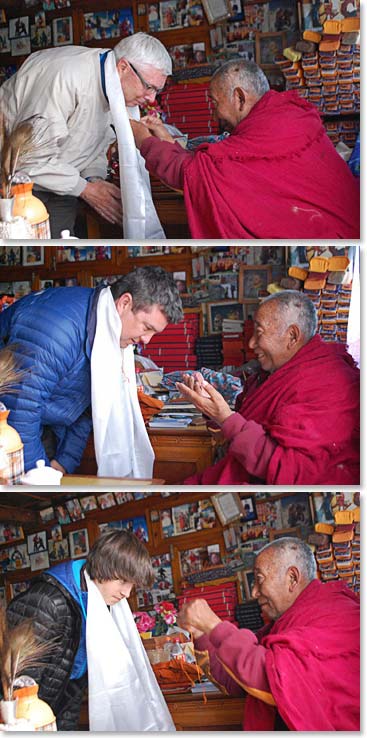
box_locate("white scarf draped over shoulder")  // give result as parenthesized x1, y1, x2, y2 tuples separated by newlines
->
(91, 286, 155, 479)
(104, 50, 165, 239)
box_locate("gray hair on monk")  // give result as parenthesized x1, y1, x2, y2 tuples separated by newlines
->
(113, 32, 172, 76)
(260, 290, 318, 342)
(211, 59, 270, 99)
(257, 537, 317, 582)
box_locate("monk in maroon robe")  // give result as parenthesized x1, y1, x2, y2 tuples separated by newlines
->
(177, 291, 359, 485)
(178, 537, 360, 731)
(131, 60, 359, 239)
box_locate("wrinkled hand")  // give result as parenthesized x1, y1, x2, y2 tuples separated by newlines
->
(176, 377, 234, 426)
(177, 599, 221, 638)
(130, 119, 153, 149)
(182, 372, 211, 398)
(140, 116, 175, 143)
(79, 180, 122, 224)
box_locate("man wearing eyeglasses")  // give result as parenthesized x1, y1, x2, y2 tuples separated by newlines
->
(0, 32, 171, 238)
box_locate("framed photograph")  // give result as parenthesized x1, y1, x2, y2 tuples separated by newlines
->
(0, 29, 11, 54)
(210, 25, 223, 50)
(39, 506, 55, 523)
(48, 538, 69, 562)
(238, 265, 272, 300)
(114, 492, 134, 504)
(268, 0, 297, 32)
(8, 544, 30, 570)
(69, 528, 89, 559)
(160, 0, 182, 30)
(240, 495, 257, 522)
(279, 493, 312, 529)
(207, 301, 244, 333)
(223, 526, 238, 551)
(148, 3, 160, 31)
(269, 526, 302, 542)
(241, 569, 255, 600)
(52, 16, 73, 46)
(31, 25, 51, 50)
(160, 508, 174, 538)
(80, 495, 98, 512)
(9, 17, 30, 39)
(120, 515, 149, 543)
(97, 492, 116, 510)
(138, 3, 146, 14)
(228, 0, 244, 21)
(0, 247, 22, 267)
(43, 0, 55, 8)
(201, 0, 230, 24)
(50, 524, 62, 541)
(55, 505, 71, 525)
(9, 580, 31, 599)
(27, 531, 47, 555)
(40, 279, 54, 290)
(55, 0, 71, 7)
(211, 492, 243, 526)
(0, 523, 24, 545)
(256, 32, 287, 67)
(30, 551, 50, 571)
(12, 281, 32, 299)
(11, 37, 31, 56)
(311, 492, 335, 524)
(65, 498, 85, 522)
(22, 246, 44, 266)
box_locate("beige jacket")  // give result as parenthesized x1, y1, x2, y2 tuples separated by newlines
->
(0, 46, 116, 196)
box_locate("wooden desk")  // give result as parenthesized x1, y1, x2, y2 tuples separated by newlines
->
(77, 426, 217, 484)
(78, 691, 244, 731)
(148, 424, 217, 484)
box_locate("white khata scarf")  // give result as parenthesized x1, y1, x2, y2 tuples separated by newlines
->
(91, 286, 155, 479)
(85, 572, 175, 732)
(104, 50, 165, 239)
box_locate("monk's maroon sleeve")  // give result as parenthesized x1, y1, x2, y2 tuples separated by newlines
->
(140, 138, 193, 190)
(195, 621, 271, 696)
(220, 413, 277, 479)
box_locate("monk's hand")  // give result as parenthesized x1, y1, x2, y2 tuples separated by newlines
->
(130, 119, 153, 149)
(177, 599, 221, 638)
(176, 377, 234, 426)
(139, 115, 175, 143)
(79, 180, 122, 224)
(182, 372, 211, 398)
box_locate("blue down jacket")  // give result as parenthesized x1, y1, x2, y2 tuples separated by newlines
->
(0, 286, 97, 472)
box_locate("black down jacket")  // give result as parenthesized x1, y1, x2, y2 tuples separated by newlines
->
(7, 572, 87, 730)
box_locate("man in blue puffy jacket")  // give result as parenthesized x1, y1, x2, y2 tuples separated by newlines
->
(0, 266, 182, 474)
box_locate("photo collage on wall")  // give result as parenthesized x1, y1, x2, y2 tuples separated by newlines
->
(160, 499, 217, 538)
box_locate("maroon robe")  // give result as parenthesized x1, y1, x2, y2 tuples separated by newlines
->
(196, 579, 360, 730)
(185, 335, 360, 485)
(140, 90, 360, 238)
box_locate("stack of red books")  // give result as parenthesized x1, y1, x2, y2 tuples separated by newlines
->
(160, 83, 219, 139)
(141, 312, 199, 373)
(178, 581, 238, 623)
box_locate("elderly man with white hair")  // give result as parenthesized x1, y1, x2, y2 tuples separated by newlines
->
(0, 32, 171, 237)
(177, 290, 360, 485)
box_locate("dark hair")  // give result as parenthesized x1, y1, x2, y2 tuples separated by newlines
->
(110, 266, 183, 324)
(257, 537, 317, 581)
(86, 529, 154, 587)
(260, 291, 317, 341)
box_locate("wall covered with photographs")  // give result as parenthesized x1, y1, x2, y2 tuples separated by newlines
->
(0, 490, 360, 622)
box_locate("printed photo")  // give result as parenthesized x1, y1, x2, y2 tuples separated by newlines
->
(0, 28, 10, 53)
(0, 247, 22, 266)
(241, 495, 257, 522)
(30, 551, 50, 571)
(55, 505, 71, 525)
(48, 538, 69, 562)
(120, 515, 149, 543)
(9, 17, 30, 39)
(160, 509, 174, 538)
(39, 506, 55, 523)
(80, 495, 98, 512)
(8, 544, 30, 570)
(69, 528, 89, 558)
(50, 524, 63, 541)
(114, 492, 134, 504)
(148, 3, 160, 30)
(65, 498, 85, 522)
(97, 492, 116, 509)
(27, 530, 47, 555)
(10, 580, 31, 599)
(52, 16, 73, 46)
(22, 246, 44, 266)
(0, 523, 24, 545)
(280, 494, 312, 529)
(11, 37, 31, 56)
